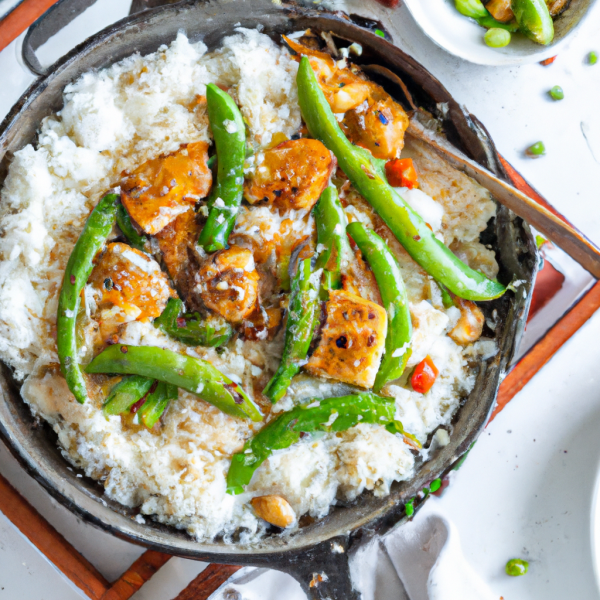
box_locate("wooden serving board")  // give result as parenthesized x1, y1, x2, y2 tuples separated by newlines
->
(1, 2, 598, 598)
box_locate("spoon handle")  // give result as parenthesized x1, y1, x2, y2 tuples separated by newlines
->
(407, 120, 600, 279)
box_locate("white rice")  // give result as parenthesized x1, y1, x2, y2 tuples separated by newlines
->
(0, 30, 497, 542)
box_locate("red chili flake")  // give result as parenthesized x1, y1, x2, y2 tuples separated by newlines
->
(540, 55, 557, 66)
(300, 431, 307, 438)
(176, 317, 187, 328)
(413, 235, 421, 241)
(70, 274, 76, 285)
(130, 397, 146, 414)
(367, 334, 375, 347)
(368, 312, 375, 320)
(120, 346, 128, 354)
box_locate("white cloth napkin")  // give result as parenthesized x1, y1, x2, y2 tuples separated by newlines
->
(208, 500, 496, 600)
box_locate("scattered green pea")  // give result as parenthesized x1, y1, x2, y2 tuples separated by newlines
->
(429, 478, 442, 493)
(526, 141, 546, 157)
(506, 558, 529, 576)
(405, 498, 415, 517)
(548, 85, 564, 100)
(589, 51, 598, 65)
(484, 28, 511, 48)
(375, 29, 385, 38)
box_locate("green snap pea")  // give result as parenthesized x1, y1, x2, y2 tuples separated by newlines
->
(103, 375, 155, 416)
(346, 222, 412, 392)
(226, 392, 400, 494)
(297, 57, 505, 302)
(154, 298, 232, 347)
(512, 0, 554, 45)
(429, 478, 442, 493)
(198, 83, 246, 252)
(455, 0, 518, 31)
(548, 85, 564, 100)
(57, 193, 119, 404)
(455, 0, 488, 19)
(85, 344, 262, 422)
(116, 203, 147, 252)
(314, 186, 352, 291)
(485, 28, 512, 47)
(263, 258, 320, 403)
(137, 381, 178, 428)
(505, 558, 529, 576)
(526, 141, 546, 157)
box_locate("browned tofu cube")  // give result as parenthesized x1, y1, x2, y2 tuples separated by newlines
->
(305, 289, 387, 389)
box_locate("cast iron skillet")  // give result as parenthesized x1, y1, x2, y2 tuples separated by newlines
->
(0, 0, 537, 597)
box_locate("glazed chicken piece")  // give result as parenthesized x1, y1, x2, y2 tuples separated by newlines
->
(547, 0, 570, 16)
(154, 209, 201, 288)
(305, 289, 387, 389)
(483, 0, 514, 22)
(283, 36, 409, 160)
(241, 304, 283, 341)
(88, 242, 175, 340)
(195, 247, 259, 323)
(121, 141, 212, 235)
(341, 92, 409, 161)
(448, 298, 485, 345)
(244, 139, 335, 211)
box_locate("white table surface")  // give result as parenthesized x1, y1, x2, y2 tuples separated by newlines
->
(1, 1, 600, 598)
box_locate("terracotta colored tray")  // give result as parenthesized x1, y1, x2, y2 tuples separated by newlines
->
(0, 2, 598, 598)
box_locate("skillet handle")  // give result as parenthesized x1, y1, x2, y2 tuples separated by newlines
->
(277, 535, 361, 600)
(22, 0, 101, 76)
(21, 0, 183, 76)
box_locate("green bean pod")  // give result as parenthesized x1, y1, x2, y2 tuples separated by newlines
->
(296, 57, 505, 302)
(86, 344, 262, 422)
(346, 222, 412, 391)
(314, 185, 352, 290)
(154, 298, 232, 347)
(116, 203, 147, 252)
(511, 0, 554, 45)
(226, 392, 399, 495)
(263, 258, 320, 403)
(138, 381, 178, 428)
(198, 83, 246, 252)
(103, 375, 155, 416)
(57, 193, 119, 404)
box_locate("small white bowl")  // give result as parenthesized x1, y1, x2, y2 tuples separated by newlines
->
(402, 0, 599, 66)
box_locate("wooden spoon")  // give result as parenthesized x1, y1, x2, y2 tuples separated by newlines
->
(407, 118, 600, 279)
